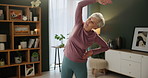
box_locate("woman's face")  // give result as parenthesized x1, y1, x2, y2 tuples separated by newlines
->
(84, 17, 101, 30)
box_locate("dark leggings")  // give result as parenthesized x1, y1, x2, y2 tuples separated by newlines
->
(61, 56, 87, 78)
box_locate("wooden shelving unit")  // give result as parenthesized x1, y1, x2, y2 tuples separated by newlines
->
(0, 4, 42, 78)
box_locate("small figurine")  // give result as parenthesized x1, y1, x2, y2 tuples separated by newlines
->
(31, 0, 41, 7)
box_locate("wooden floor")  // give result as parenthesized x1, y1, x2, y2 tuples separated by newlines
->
(33, 66, 132, 78)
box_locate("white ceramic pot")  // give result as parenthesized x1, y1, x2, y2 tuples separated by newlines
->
(20, 42, 27, 49)
(15, 57, 22, 64)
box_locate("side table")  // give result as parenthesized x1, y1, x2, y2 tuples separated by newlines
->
(52, 46, 64, 72)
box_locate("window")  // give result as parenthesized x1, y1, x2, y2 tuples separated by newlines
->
(49, 0, 87, 66)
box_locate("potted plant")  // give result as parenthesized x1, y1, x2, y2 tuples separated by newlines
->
(14, 51, 22, 64)
(31, 52, 39, 62)
(54, 34, 65, 48)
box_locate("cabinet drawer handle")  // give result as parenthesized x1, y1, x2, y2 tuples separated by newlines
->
(129, 56, 131, 58)
(129, 72, 131, 74)
(129, 64, 131, 66)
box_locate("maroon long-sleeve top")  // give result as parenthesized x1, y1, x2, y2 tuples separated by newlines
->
(64, 0, 109, 63)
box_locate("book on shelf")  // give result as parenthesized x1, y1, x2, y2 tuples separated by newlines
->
(0, 10, 3, 16)
(28, 38, 35, 48)
(0, 10, 4, 20)
(29, 11, 32, 21)
(34, 38, 39, 48)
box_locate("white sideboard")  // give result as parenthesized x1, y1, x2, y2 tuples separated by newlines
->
(105, 49, 148, 78)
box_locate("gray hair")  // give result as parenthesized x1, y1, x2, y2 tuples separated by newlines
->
(89, 12, 105, 28)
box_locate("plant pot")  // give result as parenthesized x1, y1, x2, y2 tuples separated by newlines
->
(15, 57, 22, 64)
(58, 43, 64, 48)
(20, 41, 27, 49)
(0, 61, 5, 66)
(31, 57, 39, 62)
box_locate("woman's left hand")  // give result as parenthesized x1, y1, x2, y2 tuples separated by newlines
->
(82, 50, 93, 59)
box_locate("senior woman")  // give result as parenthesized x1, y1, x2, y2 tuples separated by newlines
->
(61, 0, 112, 78)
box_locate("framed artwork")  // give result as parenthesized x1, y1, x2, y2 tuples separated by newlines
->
(10, 9, 22, 20)
(14, 25, 30, 35)
(25, 64, 35, 77)
(132, 27, 148, 52)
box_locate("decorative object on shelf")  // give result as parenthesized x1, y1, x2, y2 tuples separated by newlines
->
(30, 31, 34, 35)
(14, 51, 22, 64)
(20, 41, 27, 49)
(0, 9, 4, 20)
(29, 11, 32, 21)
(132, 27, 148, 52)
(108, 40, 117, 49)
(108, 39, 113, 49)
(18, 45, 21, 49)
(107, 37, 122, 49)
(54, 34, 65, 48)
(0, 10, 2, 15)
(31, 52, 39, 62)
(0, 58, 5, 66)
(115, 37, 122, 49)
(14, 25, 30, 35)
(22, 15, 28, 21)
(28, 38, 35, 48)
(25, 64, 35, 76)
(33, 16, 38, 21)
(0, 34, 7, 50)
(31, 0, 41, 7)
(34, 38, 39, 48)
(34, 29, 38, 34)
(28, 38, 39, 48)
(9, 9, 22, 20)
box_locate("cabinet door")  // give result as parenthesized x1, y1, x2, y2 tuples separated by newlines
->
(105, 50, 120, 73)
(121, 59, 141, 78)
(141, 55, 148, 78)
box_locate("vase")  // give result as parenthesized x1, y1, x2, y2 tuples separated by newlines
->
(20, 41, 27, 49)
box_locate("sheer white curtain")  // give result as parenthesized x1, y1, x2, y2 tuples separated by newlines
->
(49, 0, 87, 66)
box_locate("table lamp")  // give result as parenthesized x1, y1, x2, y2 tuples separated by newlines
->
(0, 34, 7, 50)
(93, 28, 101, 35)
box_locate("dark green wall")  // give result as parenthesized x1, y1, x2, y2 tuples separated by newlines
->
(89, 0, 148, 49)
(0, 0, 49, 71)
(88, 3, 100, 15)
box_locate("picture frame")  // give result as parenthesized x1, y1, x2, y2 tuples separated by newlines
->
(14, 25, 30, 35)
(25, 64, 35, 77)
(132, 27, 148, 52)
(10, 9, 22, 20)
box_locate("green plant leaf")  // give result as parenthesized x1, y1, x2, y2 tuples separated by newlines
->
(54, 34, 65, 41)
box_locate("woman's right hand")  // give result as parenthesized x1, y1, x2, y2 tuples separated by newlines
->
(96, 0, 112, 5)
(82, 50, 93, 59)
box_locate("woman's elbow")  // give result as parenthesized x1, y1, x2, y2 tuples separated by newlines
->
(104, 46, 109, 51)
